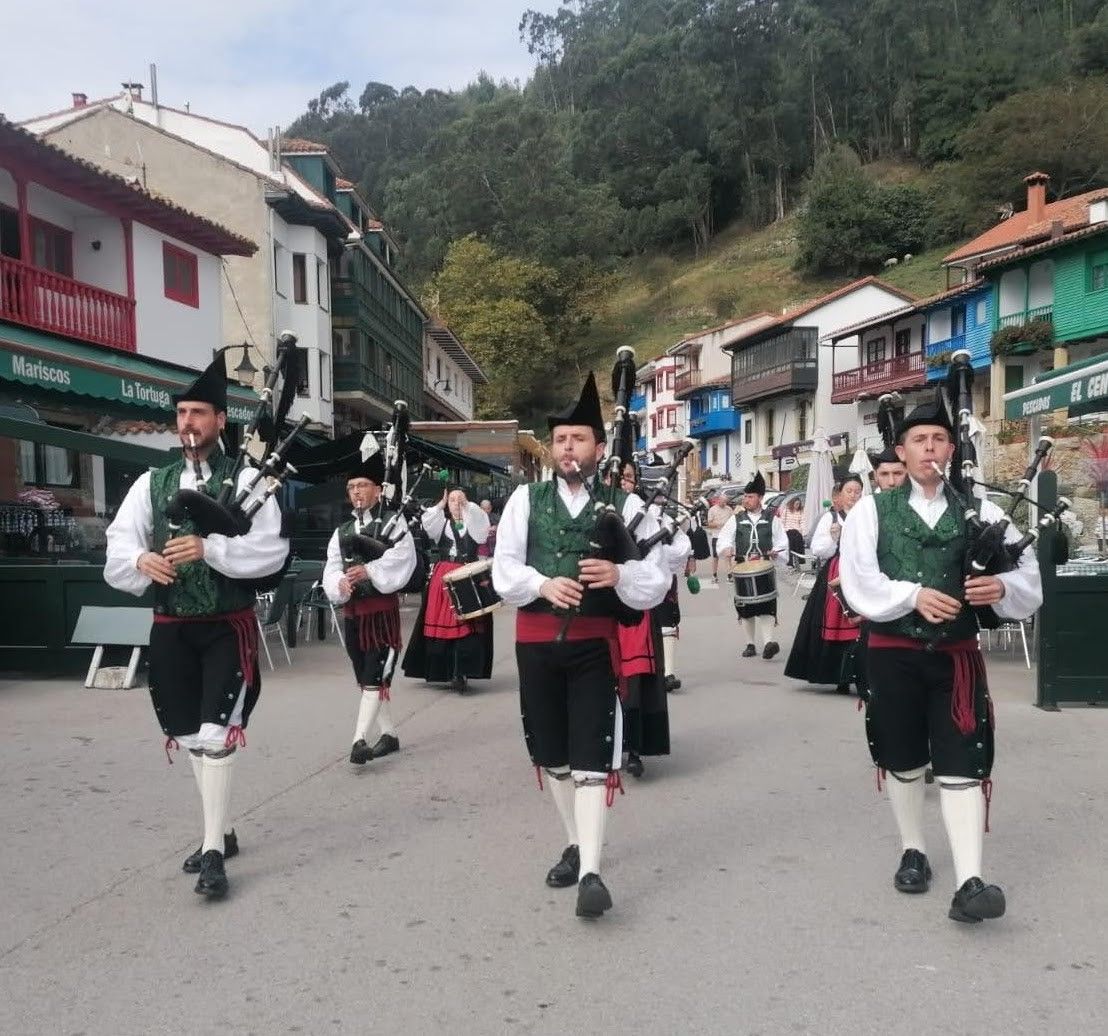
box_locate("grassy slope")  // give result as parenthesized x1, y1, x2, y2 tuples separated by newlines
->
(581, 167, 952, 367)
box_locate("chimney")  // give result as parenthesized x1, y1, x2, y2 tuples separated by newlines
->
(72, 92, 88, 108)
(121, 81, 144, 101)
(1024, 171, 1050, 223)
(1090, 199, 1108, 226)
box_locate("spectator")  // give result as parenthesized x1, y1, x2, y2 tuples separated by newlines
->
(704, 494, 734, 583)
(477, 498, 497, 557)
(782, 496, 806, 566)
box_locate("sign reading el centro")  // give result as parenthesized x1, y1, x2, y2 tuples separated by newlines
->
(7, 352, 253, 423)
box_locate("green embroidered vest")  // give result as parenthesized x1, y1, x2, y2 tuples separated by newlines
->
(337, 509, 396, 599)
(734, 511, 773, 559)
(871, 484, 978, 643)
(522, 479, 628, 616)
(149, 451, 256, 618)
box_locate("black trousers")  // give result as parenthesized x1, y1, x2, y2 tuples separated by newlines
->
(517, 639, 619, 772)
(865, 646, 994, 779)
(343, 621, 393, 688)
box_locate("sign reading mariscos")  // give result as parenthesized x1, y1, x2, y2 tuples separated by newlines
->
(5, 349, 255, 423)
(1004, 359, 1108, 420)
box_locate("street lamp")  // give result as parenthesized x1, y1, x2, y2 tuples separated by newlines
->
(432, 377, 453, 395)
(234, 344, 258, 385)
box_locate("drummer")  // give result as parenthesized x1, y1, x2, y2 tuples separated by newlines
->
(718, 472, 789, 660)
(402, 486, 493, 694)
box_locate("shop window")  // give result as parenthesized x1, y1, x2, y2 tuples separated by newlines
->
(31, 217, 74, 277)
(292, 253, 308, 304)
(163, 243, 198, 307)
(20, 440, 77, 488)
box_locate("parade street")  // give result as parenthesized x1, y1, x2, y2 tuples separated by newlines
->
(1, 578, 1104, 1036)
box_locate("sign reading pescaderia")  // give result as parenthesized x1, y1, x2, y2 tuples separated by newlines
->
(3, 345, 255, 424)
(1004, 357, 1108, 420)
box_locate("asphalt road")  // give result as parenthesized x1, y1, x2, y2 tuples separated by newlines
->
(1, 572, 1104, 1035)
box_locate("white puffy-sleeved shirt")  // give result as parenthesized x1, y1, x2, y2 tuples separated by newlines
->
(492, 478, 670, 611)
(646, 504, 694, 577)
(810, 510, 848, 562)
(838, 478, 1043, 624)
(104, 460, 289, 596)
(322, 508, 418, 605)
(717, 509, 790, 569)
(421, 501, 490, 558)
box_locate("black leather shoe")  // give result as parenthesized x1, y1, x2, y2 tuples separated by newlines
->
(349, 739, 372, 765)
(949, 877, 1006, 923)
(371, 733, 400, 758)
(625, 752, 644, 779)
(194, 850, 229, 898)
(183, 829, 238, 873)
(575, 872, 613, 918)
(762, 641, 780, 660)
(894, 848, 932, 894)
(664, 674, 681, 692)
(546, 845, 580, 888)
(742, 644, 757, 658)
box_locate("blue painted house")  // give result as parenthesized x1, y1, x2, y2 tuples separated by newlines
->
(685, 380, 741, 476)
(921, 282, 994, 382)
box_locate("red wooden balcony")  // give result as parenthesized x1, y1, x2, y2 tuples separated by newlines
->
(674, 368, 703, 395)
(831, 351, 926, 404)
(0, 255, 136, 352)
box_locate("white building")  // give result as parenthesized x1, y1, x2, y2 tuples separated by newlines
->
(423, 320, 487, 422)
(22, 87, 348, 432)
(723, 278, 914, 491)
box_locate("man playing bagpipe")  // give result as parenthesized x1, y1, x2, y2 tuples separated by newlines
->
(104, 354, 290, 899)
(492, 371, 670, 919)
(402, 486, 493, 694)
(839, 396, 1042, 923)
(718, 472, 789, 660)
(321, 435, 417, 767)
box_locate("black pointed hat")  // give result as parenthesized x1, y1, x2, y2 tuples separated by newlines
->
(547, 371, 606, 440)
(743, 471, 766, 496)
(172, 351, 229, 412)
(895, 392, 954, 442)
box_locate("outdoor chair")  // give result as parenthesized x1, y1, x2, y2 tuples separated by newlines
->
(297, 579, 345, 647)
(256, 579, 294, 669)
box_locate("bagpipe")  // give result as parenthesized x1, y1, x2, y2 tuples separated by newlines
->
(338, 400, 432, 596)
(930, 349, 1070, 629)
(625, 440, 711, 561)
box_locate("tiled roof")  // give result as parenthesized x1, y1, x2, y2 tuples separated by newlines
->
(944, 186, 1108, 265)
(976, 220, 1108, 271)
(280, 137, 329, 153)
(0, 117, 256, 256)
(825, 304, 919, 343)
(722, 277, 916, 351)
(336, 177, 354, 189)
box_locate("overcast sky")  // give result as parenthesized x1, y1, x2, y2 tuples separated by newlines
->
(4, 0, 562, 133)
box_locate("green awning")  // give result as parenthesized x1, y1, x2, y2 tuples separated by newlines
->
(0, 324, 258, 423)
(409, 434, 509, 478)
(1003, 354, 1108, 419)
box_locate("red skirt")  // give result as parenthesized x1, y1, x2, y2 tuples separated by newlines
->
(821, 556, 860, 644)
(423, 561, 474, 641)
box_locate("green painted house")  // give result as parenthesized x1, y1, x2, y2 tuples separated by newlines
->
(280, 142, 426, 429)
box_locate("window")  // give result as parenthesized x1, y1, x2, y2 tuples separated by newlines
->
(162, 242, 198, 307)
(667, 407, 677, 429)
(317, 258, 328, 310)
(951, 304, 966, 337)
(1090, 251, 1108, 292)
(651, 414, 657, 437)
(711, 443, 719, 465)
(20, 440, 77, 487)
(0, 206, 19, 260)
(273, 243, 287, 298)
(31, 216, 73, 277)
(796, 400, 808, 443)
(333, 328, 353, 357)
(765, 407, 776, 447)
(721, 393, 730, 408)
(865, 336, 887, 367)
(655, 374, 663, 395)
(976, 299, 988, 325)
(666, 370, 675, 391)
(294, 347, 311, 398)
(292, 253, 308, 304)
(894, 329, 912, 357)
(319, 352, 331, 402)
(744, 417, 752, 445)
(1004, 364, 1025, 393)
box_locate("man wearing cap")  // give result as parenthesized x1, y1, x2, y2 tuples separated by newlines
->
(322, 440, 417, 766)
(492, 373, 669, 919)
(839, 396, 1042, 924)
(402, 486, 492, 695)
(105, 355, 289, 899)
(718, 472, 789, 659)
(872, 444, 907, 493)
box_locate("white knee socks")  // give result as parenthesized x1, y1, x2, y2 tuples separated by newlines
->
(755, 614, 775, 648)
(887, 766, 928, 853)
(574, 780, 608, 878)
(200, 752, 235, 855)
(937, 779, 985, 887)
(546, 767, 577, 845)
(662, 631, 677, 677)
(353, 687, 382, 742)
(741, 618, 756, 646)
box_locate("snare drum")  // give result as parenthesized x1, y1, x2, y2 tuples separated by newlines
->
(441, 559, 502, 620)
(731, 559, 778, 607)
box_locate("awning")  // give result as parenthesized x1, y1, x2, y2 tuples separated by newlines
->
(0, 323, 258, 423)
(1003, 353, 1108, 420)
(409, 434, 509, 478)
